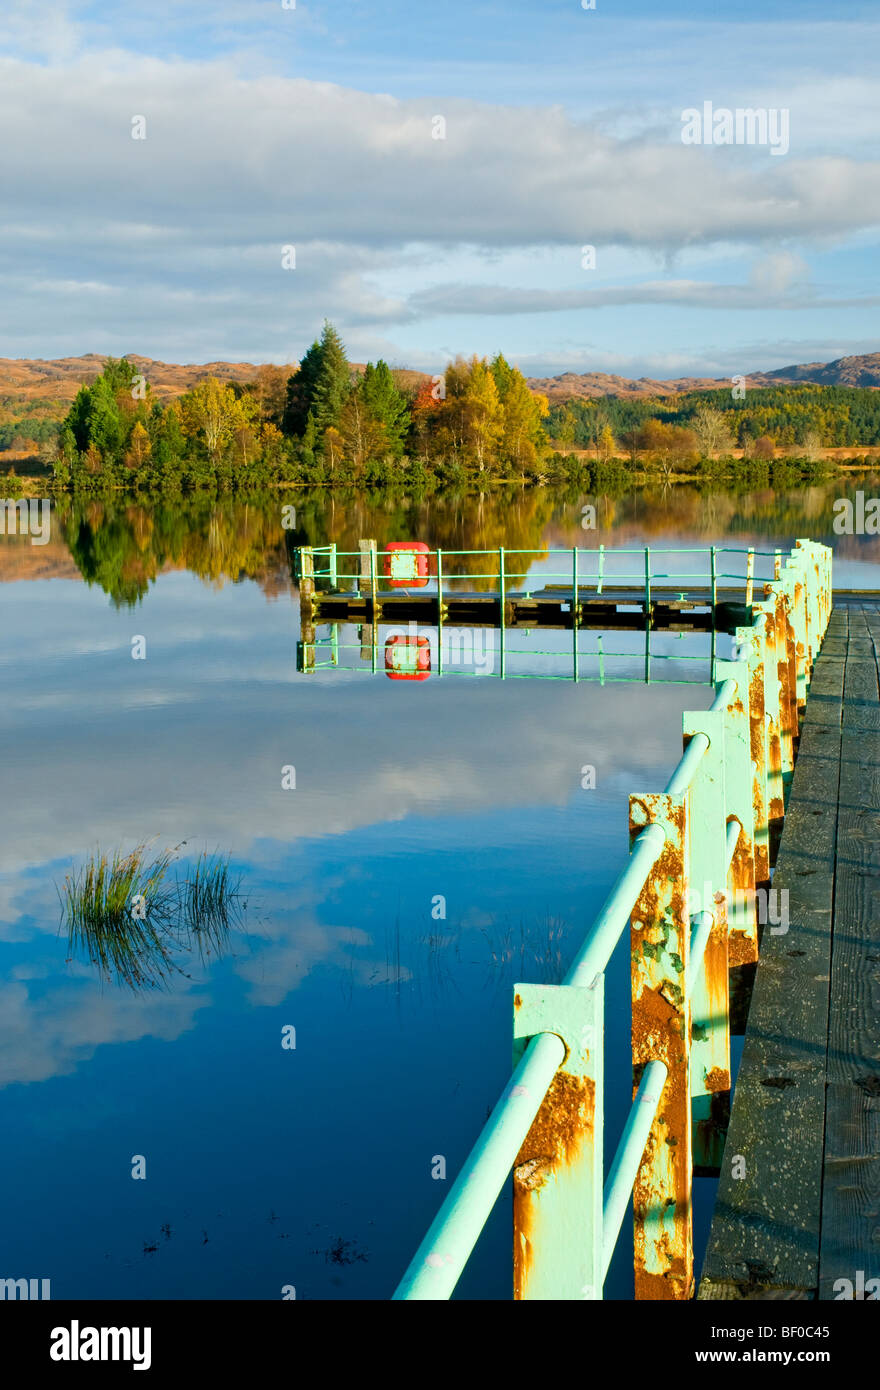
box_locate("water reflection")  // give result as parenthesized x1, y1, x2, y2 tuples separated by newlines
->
(61, 846, 242, 991)
(2, 475, 878, 606)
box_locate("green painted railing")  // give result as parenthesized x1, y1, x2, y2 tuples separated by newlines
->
(296, 543, 789, 684)
(302, 541, 779, 606)
(378, 538, 831, 1300)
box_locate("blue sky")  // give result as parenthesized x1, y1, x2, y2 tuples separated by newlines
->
(0, 0, 878, 376)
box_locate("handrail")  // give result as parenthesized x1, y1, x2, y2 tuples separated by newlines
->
(602, 1060, 668, 1279)
(323, 537, 834, 1301)
(393, 1030, 566, 1300)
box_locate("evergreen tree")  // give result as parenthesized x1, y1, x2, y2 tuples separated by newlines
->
(360, 361, 410, 456)
(282, 339, 323, 436)
(306, 321, 352, 439)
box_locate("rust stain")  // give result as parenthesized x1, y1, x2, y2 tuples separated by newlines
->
(629, 794, 693, 1300)
(513, 1071, 595, 1298)
(705, 1066, 731, 1092)
(729, 930, 757, 967)
(514, 992, 522, 1010)
(729, 837, 759, 962)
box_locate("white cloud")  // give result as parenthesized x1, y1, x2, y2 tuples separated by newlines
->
(0, 53, 879, 360)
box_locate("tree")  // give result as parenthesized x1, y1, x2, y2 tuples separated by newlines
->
(282, 340, 324, 437)
(460, 358, 503, 470)
(307, 321, 352, 440)
(637, 418, 697, 470)
(180, 378, 258, 461)
(124, 421, 152, 471)
(409, 378, 442, 462)
(491, 354, 550, 470)
(360, 361, 410, 456)
(753, 435, 776, 460)
(800, 428, 823, 462)
(252, 365, 290, 429)
(692, 404, 733, 456)
(597, 424, 617, 463)
(338, 389, 388, 468)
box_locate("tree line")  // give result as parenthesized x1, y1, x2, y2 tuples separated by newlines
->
(549, 383, 880, 461)
(44, 328, 880, 497)
(52, 322, 552, 493)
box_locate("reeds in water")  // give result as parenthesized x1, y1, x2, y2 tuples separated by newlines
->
(60, 844, 242, 990)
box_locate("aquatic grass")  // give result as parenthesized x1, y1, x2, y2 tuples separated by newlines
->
(60, 844, 243, 990)
(179, 850, 243, 961)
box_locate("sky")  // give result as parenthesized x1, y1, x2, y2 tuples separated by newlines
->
(0, 0, 878, 377)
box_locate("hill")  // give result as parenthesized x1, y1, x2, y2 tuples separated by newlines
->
(0, 350, 878, 413)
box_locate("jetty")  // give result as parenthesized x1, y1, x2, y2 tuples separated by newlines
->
(295, 537, 879, 1301)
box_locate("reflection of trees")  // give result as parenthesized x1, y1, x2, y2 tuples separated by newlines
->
(54, 495, 292, 606)
(50, 474, 880, 606)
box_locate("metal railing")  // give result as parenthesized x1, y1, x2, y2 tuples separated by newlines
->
(383, 538, 832, 1300)
(301, 542, 782, 609)
(296, 543, 793, 685)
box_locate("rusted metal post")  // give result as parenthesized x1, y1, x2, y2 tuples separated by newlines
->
(733, 627, 769, 893)
(682, 712, 730, 1175)
(512, 980, 604, 1299)
(757, 599, 785, 862)
(770, 583, 796, 787)
(299, 545, 315, 602)
(781, 575, 800, 767)
(795, 541, 815, 677)
(629, 791, 693, 1300)
(745, 548, 754, 607)
(714, 657, 758, 964)
(359, 538, 377, 611)
(785, 556, 808, 720)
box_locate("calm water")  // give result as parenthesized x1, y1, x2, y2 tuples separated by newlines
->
(1, 478, 877, 1300)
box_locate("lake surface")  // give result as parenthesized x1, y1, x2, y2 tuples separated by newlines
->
(2, 477, 878, 1299)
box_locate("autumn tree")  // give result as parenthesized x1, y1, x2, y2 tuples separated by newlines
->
(180, 378, 259, 461)
(491, 353, 550, 470)
(692, 404, 733, 456)
(753, 435, 776, 460)
(338, 388, 389, 468)
(409, 378, 442, 462)
(124, 421, 152, 471)
(252, 365, 290, 429)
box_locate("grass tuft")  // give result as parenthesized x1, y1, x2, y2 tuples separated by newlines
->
(60, 844, 242, 990)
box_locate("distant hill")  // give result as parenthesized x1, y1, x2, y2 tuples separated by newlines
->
(0, 350, 878, 410)
(525, 353, 880, 402)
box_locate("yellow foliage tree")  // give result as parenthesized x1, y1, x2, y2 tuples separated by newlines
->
(180, 378, 259, 461)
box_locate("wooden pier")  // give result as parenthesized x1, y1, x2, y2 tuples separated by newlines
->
(302, 585, 753, 634)
(701, 604, 880, 1300)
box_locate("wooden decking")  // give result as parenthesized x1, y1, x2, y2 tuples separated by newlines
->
(700, 605, 880, 1299)
(304, 585, 753, 634)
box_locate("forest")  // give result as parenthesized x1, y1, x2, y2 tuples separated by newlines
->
(2, 323, 879, 497)
(47, 323, 551, 495)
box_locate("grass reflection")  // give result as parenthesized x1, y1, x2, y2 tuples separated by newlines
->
(60, 843, 243, 990)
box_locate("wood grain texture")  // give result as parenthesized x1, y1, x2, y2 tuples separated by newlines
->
(700, 609, 846, 1299)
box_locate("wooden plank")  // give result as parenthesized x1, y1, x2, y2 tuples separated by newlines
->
(818, 615, 880, 1299)
(700, 621, 844, 1299)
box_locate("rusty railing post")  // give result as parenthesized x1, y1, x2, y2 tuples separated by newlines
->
(512, 980, 604, 1299)
(682, 713, 730, 1175)
(629, 791, 693, 1299)
(714, 658, 759, 964)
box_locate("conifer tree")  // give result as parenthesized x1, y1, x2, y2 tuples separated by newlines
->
(360, 361, 410, 456)
(306, 321, 352, 440)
